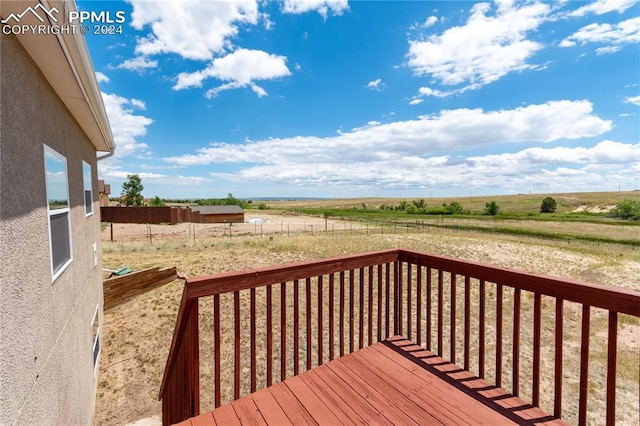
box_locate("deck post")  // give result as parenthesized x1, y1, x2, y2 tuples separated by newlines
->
(161, 299, 200, 425)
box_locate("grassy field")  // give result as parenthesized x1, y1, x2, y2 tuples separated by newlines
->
(94, 192, 640, 425)
(262, 190, 639, 213)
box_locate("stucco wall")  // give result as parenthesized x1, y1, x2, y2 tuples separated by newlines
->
(0, 34, 103, 424)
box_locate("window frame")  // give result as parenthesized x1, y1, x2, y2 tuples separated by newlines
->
(44, 145, 73, 282)
(91, 305, 100, 377)
(83, 161, 93, 217)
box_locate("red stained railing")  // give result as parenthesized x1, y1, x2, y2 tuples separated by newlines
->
(159, 249, 640, 426)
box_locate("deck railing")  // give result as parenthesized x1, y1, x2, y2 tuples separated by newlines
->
(159, 249, 640, 425)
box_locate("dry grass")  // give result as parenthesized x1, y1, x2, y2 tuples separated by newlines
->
(264, 190, 640, 213)
(94, 217, 640, 425)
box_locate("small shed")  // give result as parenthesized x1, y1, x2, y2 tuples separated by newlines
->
(190, 205, 245, 223)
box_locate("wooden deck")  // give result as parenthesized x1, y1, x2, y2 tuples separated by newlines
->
(176, 336, 566, 426)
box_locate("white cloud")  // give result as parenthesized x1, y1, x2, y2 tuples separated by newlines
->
(569, 0, 639, 17)
(418, 86, 450, 98)
(128, 0, 259, 60)
(95, 72, 110, 83)
(409, 98, 424, 105)
(595, 45, 622, 54)
(407, 1, 549, 89)
(469, 141, 640, 166)
(625, 95, 640, 105)
(164, 100, 611, 168)
(366, 78, 386, 91)
(173, 48, 291, 97)
(117, 56, 158, 71)
(101, 92, 153, 157)
(560, 17, 640, 50)
(281, 0, 349, 18)
(423, 16, 438, 28)
(202, 141, 639, 193)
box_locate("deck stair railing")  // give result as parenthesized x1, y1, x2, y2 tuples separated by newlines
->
(159, 249, 640, 426)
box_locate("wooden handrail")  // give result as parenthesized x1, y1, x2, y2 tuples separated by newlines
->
(159, 248, 640, 426)
(397, 249, 640, 316)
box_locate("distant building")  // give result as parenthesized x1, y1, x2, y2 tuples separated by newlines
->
(0, 1, 115, 424)
(190, 205, 245, 223)
(98, 180, 112, 207)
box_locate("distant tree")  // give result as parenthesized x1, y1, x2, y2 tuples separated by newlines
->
(197, 193, 250, 209)
(485, 201, 500, 216)
(611, 199, 640, 220)
(444, 201, 465, 215)
(121, 174, 144, 206)
(412, 199, 426, 210)
(540, 197, 557, 213)
(149, 196, 166, 207)
(397, 200, 409, 212)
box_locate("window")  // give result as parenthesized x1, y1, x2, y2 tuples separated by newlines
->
(91, 306, 100, 376)
(83, 161, 93, 216)
(44, 146, 72, 281)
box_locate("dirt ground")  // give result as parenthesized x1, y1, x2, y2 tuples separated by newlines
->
(95, 213, 640, 425)
(102, 213, 367, 243)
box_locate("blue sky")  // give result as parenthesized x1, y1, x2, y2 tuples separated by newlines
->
(82, 0, 640, 200)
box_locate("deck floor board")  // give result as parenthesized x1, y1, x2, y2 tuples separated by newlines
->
(181, 337, 567, 426)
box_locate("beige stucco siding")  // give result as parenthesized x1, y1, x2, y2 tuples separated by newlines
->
(0, 34, 103, 425)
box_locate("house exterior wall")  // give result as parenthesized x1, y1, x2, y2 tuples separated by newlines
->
(0, 34, 103, 425)
(202, 213, 245, 223)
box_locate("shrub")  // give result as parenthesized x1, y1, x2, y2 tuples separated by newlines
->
(611, 199, 640, 220)
(485, 201, 500, 216)
(540, 197, 557, 213)
(444, 201, 465, 215)
(149, 196, 166, 207)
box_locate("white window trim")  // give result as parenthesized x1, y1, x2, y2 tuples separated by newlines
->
(44, 145, 73, 282)
(91, 305, 101, 378)
(83, 161, 94, 217)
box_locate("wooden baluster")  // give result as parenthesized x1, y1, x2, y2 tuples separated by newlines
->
(554, 298, 564, 418)
(349, 270, 355, 353)
(306, 277, 312, 371)
(479, 280, 485, 379)
(426, 267, 432, 351)
(214, 294, 221, 407)
(293, 280, 299, 376)
(464, 276, 470, 372)
(266, 285, 273, 387)
(450, 273, 457, 363)
(280, 282, 287, 382)
(513, 288, 521, 397)
(377, 264, 383, 342)
(340, 271, 345, 357)
(578, 305, 591, 426)
(532, 293, 541, 407)
(438, 270, 443, 357)
(606, 311, 618, 425)
(496, 284, 503, 388)
(329, 274, 335, 361)
(250, 288, 257, 393)
(234, 290, 241, 400)
(385, 263, 390, 338)
(368, 266, 373, 346)
(407, 263, 412, 340)
(317, 275, 323, 365)
(417, 264, 423, 347)
(359, 267, 364, 349)
(397, 261, 403, 336)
